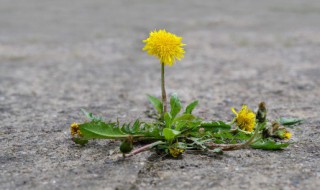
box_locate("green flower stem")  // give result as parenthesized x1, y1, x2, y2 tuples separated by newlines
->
(125, 141, 166, 157)
(230, 128, 253, 135)
(161, 62, 167, 117)
(205, 123, 263, 151)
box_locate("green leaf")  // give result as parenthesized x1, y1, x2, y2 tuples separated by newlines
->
(278, 117, 303, 127)
(164, 112, 173, 128)
(163, 128, 181, 141)
(72, 138, 89, 146)
(81, 109, 103, 121)
(122, 123, 131, 134)
(172, 114, 201, 131)
(170, 93, 182, 119)
(188, 121, 233, 139)
(250, 139, 289, 150)
(184, 100, 199, 114)
(139, 122, 163, 139)
(176, 120, 202, 132)
(79, 121, 143, 140)
(200, 121, 232, 132)
(233, 131, 252, 140)
(120, 119, 146, 135)
(214, 131, 234, 139)
(175, 142, 188, 149)
(209, 148, 223, 155)
(144, 124, 162, 139)
(213, 131, 234, 140)
(175, 121, 188, 131)
(147, 95, 163, 115)
(188, 137, 209, 149)
(132, 119, 141, 133)
(173, 114, 196, 123)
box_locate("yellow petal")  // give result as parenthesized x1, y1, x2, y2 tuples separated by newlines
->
(231, 107, 238, 116)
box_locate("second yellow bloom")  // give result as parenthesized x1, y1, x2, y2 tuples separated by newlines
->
(231, 105, 256, 132)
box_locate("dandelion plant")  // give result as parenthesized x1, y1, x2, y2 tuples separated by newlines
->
(70, 29, 300, 158)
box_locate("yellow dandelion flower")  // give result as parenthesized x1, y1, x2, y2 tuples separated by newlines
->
(169, 147, 185, 158)
(231, 105, 256, 132)
(70, 122, 82, 137)
(142, 29, 185, 66)
(284, 131, 292, 139)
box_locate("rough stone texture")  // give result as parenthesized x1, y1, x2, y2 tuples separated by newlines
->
(1, 0, 320, 189)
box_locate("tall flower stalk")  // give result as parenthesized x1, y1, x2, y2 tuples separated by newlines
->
(142, 29, 185, 117)
(161, 62, 167, 114)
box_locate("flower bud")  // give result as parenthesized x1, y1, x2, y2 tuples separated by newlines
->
(256, 102, 267, 123)
(272, 122, 280, 131)
(120, 140, 133, 154)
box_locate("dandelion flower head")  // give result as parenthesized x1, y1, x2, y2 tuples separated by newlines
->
(142, 29, 185, 66)
(231, 105, 256, 132)
(169, 147, 185, 158)
(70, 122, 82, 137)
(284, 131, 292, 139)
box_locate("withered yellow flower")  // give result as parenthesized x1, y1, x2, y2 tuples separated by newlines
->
(273, 128, 292, 140)
(169, 147, 185, 158)
(70, 122, 82, 137)
(231, 105, 256, 132)
(142, 29, 185, 66)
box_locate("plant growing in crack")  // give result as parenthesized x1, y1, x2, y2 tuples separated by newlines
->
(70, 29, 302, 158)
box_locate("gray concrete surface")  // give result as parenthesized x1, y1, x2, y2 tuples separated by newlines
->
(1, 0, 320, 189)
